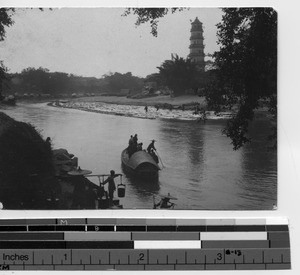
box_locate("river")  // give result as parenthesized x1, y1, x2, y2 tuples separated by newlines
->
(1, 102, 277, 210)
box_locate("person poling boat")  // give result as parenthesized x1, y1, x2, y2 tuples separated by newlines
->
(147, 140, 160, 164)
(153, 193, 177, 209)
(147, 140, 156, 154)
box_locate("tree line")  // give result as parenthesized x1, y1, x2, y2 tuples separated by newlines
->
(2, 67, 144, 97)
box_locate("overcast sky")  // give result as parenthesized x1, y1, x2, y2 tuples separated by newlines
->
(0, 8, 223, 78)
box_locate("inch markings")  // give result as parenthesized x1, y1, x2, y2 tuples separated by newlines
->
(0, 218, 291, 270)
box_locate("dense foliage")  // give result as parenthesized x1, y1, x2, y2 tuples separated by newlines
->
(0, 8, 14, 96)
(2, 67, 145, 96)
(102, 72, 144, 95)
(0, 112, 59, 209)
(210, 8, 277, 149)
(157, 55, 199, 96)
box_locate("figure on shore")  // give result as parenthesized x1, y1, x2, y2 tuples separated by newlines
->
(144, 105, 148, 113)
(147, 140, 156, 154)
(193, 105, 200, 115)
(102, 170, 120, 203)
(201, 109, 207, 123)
(196, 108, 207, 124)
(45, 137, 52, 151)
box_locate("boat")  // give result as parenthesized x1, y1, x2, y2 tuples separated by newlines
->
(153, 193, 177, 209)
(121, 149, 160, 180)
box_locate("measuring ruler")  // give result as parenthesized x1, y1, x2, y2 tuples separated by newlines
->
(0, 218, 291, 270)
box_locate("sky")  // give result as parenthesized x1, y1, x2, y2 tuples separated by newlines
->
(0, 8, 223, 78)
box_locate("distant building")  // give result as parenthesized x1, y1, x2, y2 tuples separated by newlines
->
(188, 17, 205, 72)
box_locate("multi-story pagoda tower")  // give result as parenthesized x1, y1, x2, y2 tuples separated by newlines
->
(188, 17, 205, 71)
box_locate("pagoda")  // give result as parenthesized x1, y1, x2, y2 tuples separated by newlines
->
(188, 17, 205, 71)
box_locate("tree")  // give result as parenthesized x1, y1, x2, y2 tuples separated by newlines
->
(102, 72, 144, 94)
(126, 8, 277, 150)
(157, 55, 199, 96)
(123, 8, 184, 36)
(208, 8, 277, 149)
(0, 8, 14, 97)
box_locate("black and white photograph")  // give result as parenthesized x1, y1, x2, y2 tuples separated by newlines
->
(0, 7, 277, 210)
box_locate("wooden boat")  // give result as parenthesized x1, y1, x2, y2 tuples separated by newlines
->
(153, 193, 177, 209)
(121, 149, 160, 179)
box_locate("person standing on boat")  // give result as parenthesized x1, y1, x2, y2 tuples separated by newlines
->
(147, 140, 156, 154)
(132, 134, 138, 153)
(137, 142, 143, 151)
(127, 135, 134, 157)
(128, 135, 133, 146)
(102, 170, 120, 203)
(133, 134, 138, 145)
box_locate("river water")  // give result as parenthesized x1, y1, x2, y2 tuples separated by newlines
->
(1, 102, 277, 210)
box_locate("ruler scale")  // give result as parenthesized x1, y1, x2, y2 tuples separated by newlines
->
(0, 218, 291, 270)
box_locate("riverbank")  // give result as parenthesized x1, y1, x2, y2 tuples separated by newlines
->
(49, 95, 235, 121)
(74, 94, 206, 107)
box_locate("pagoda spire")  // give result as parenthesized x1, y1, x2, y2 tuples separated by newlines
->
(188, 17, 205, 71)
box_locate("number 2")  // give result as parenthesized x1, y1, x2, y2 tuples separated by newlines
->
(139, 253, 144, 261)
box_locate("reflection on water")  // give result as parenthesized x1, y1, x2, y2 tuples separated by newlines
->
(1, 103, 277, 210)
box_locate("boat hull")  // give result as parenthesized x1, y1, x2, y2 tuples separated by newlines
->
(121, 149, 159, 180)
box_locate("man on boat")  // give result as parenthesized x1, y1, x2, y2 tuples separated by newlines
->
(133, 134, 138, 146)
(131, 134, 138, 155)
(149, 148, 159, 163)
(127, 135, 134, 157)
(137, 142, 143, 151)
(154, 193, 176, 209)
(147, 140, 156, 154)
(102, 170, 121, 203)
